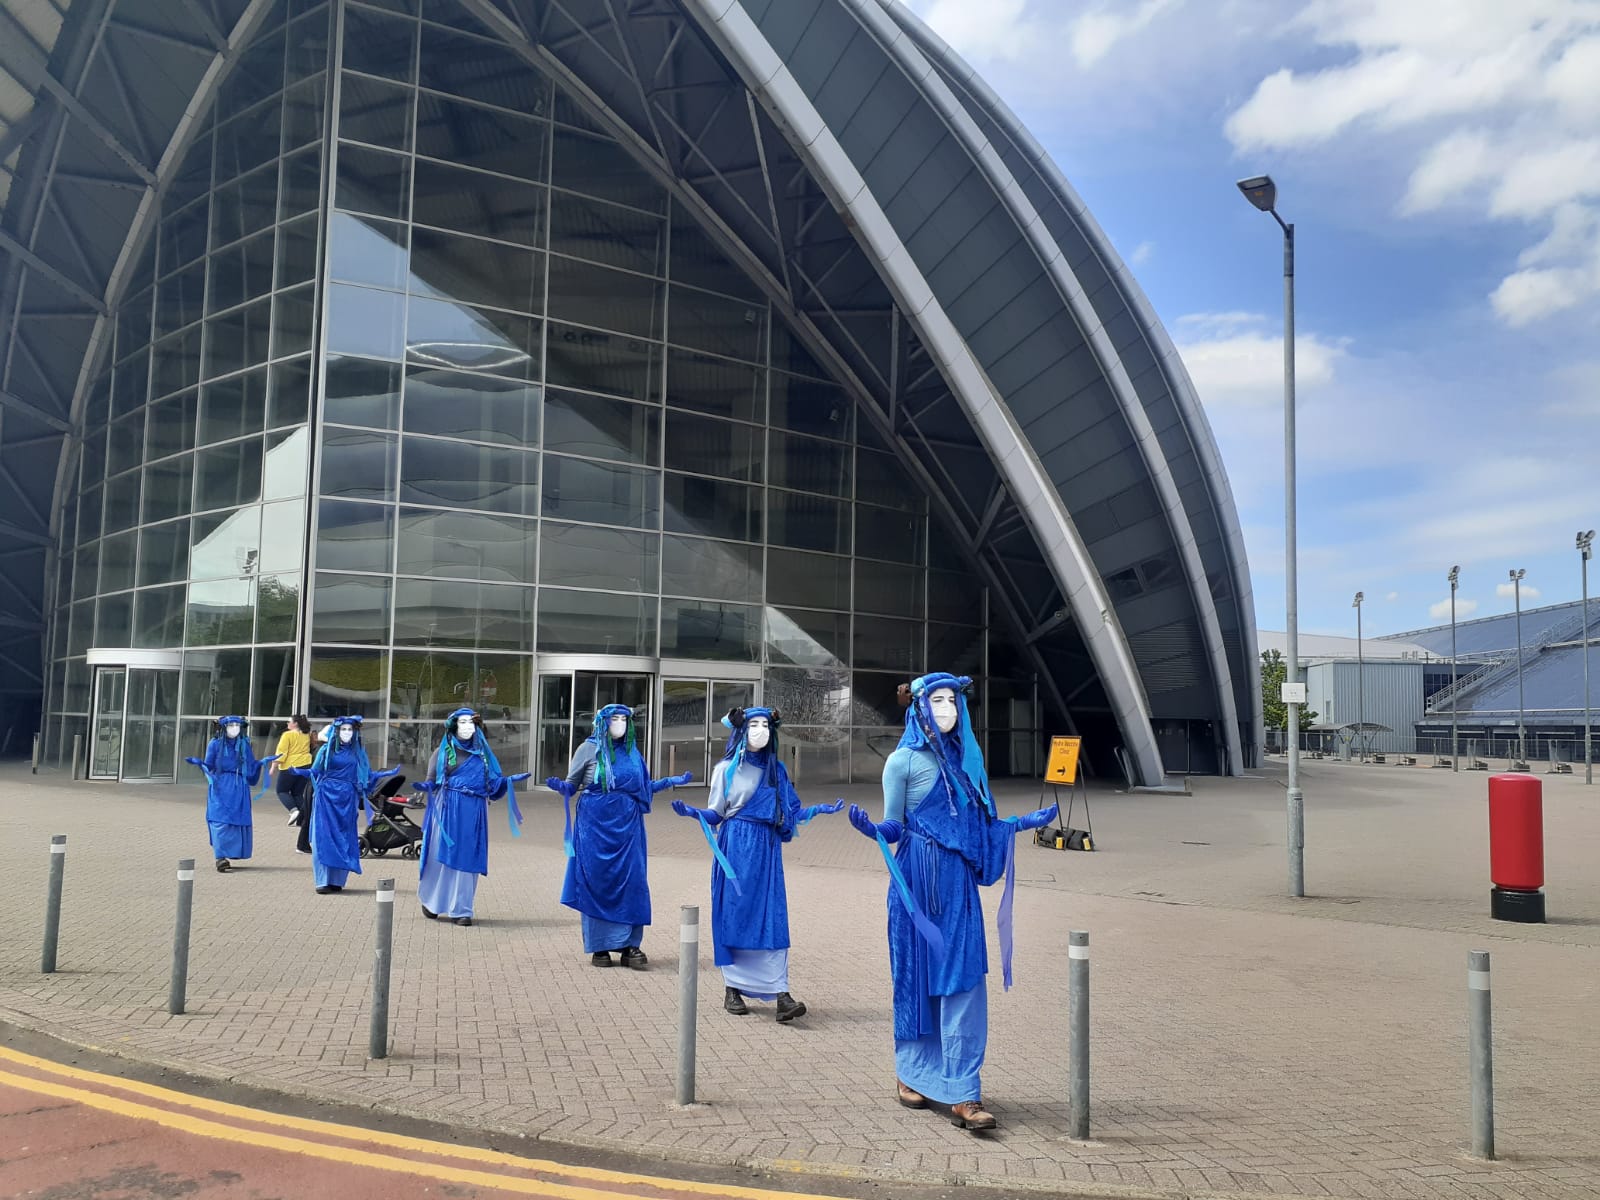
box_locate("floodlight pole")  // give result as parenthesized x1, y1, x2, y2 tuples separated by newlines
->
(1449, 566, 1460, 772)
(1510, 569, 1527, 765)
(1354, 591, 1365, 762)
(1580, 532, 1593, 785)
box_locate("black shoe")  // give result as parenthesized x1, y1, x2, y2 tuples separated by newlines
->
(775, 992, 807, 1023)
(329, 886, 342, 893)
(316, 885, 335, 895)
(591, 951, 613, 968)
(619, 946, 648, 970)
(724, 987, 749, 1015)
(453, 916, 472, 927)
(422, 906, 438, 920)
(215, 859, 230, 873)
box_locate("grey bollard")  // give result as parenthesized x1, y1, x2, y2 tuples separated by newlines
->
(1069, 929, 1090, 1139)
(370, 879, 396, 1059)
(169, 858, 196, 1014)
(31, 731, 40, 774)
(1468, 950, 1494, 1160)
(677, 905, 699, 1105)
(41, 835, 66, 973)
(71, 733, 83, 781)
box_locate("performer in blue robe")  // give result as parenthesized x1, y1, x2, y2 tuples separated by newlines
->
(415, 708, 527, 926)
(670, 707, 843, 1020)
(848, 673, 1057, 1131)
(549, 704, 690, 968)
(184, 716, 272, 873)
(304, 715, 398, 894)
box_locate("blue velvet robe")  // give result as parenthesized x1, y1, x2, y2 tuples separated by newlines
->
(203, 735, 263, 859)
(710, 753, 799, 966)
(561, 744, 652, 927)
(309, 741, 367, 875)
(420, 746, 504, 877)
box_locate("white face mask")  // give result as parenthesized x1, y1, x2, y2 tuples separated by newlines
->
(745, 718, 770, 751)
(455, 715, 476, 740)
(338, 726, 355, 745)
(929, 689, 959, 735)
(608, 714, 628, 741)
(223, 723, 241, 739)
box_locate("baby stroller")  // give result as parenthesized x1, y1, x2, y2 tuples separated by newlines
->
(359, 773, 423, 859)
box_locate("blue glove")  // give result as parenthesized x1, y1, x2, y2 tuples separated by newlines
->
(848, 804, 902, 843)
(371, 764, 401, 780)
(411, 780, 436, 797)
(799, 799, 846, 822)
(1007, 802, 1059, 832)
(545, 776, 576, 798)
(505, 771, 531, 784)
(671, 799, 720, 825)
(184, 757, 203, 767)
(287, 766, 312, 778)
(674, 771, 694, 786)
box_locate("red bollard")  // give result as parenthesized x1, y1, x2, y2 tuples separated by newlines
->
(1488, 774, 1545, 923)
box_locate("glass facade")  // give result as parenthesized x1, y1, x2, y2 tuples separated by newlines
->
(42, 0, 1029, 785)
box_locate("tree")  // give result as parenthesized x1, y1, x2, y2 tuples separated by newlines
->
(1260, 649, 1318, 731)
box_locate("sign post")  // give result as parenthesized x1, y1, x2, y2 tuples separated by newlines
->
(1037, 737, 1094, 851)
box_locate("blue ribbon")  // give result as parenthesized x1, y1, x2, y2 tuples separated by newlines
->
(505, 776, 524, 837)
(998, 830, 1017, 990)
(561, 787, 575, 857)
(875, 830, 944, 956)
(697, 811, 742, 897)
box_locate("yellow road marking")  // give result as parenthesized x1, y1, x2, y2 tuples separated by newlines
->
(0, 1046, 847, 1200)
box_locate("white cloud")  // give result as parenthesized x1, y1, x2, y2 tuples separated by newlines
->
(1496, 581, 1542, 601)
(917, 0, 1035, 62)
(1175, 316, 1344, 409)
(1224, 0, 1600, 330)
(1129, 240, 1155, 265)
(1430, 597, 1480, 621)
(1070, 0, 1181, 67)
(1385, 591, 1399, 601)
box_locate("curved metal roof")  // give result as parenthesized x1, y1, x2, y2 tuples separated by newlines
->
(0, 0, 1260, 781)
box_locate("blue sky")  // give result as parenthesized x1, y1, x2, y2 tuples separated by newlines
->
(899, 0, 1600, 640)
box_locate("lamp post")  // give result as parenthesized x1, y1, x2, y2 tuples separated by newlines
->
(1237, 173, 1304, 897)
(1509, 568, 1527, 767)
(1353, 591, 1366, 761)
(1579, 531, 1594, 785)
(1449, 565, 1460, 772)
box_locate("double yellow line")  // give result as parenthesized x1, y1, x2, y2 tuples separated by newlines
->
(0, 1044, 844, 1199)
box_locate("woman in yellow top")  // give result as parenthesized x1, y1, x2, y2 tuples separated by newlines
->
(271, 716, 315, 851)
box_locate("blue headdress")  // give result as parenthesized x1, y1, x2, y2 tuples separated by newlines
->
(720, 706, 782, 790)
(212, 715, 253, 771)
(898, 672, 994, 816)
(587, 704, 635, 791)
(313, 714, 373, 799)
(434, 707, 504, 784)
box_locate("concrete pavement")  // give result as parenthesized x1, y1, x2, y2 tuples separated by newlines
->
(1, 759, 1597, 1200)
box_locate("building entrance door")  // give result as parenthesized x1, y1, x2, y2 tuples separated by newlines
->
(658, 678, 758, 786)
(89, 665, 181, 781)
(536, 669, 652, 781)
(89, 667, 126, 780)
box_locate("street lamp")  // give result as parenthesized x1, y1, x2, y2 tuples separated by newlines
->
(1509, 568, 1527, 767)
(1448, 565, 1460, 772)
(1353, 591, 1365, 762)
(1237, 173, 1304, 898)
(1579, 531, 1594, 785)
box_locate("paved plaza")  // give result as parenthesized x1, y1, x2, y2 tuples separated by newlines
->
(1, 758, 1598, 1200)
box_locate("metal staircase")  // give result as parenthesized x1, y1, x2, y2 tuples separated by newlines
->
(1425, 610, 1590, 714)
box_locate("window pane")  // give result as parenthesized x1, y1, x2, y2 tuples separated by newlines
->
(928, 569, 984, 625)
(199, 368, 268, 444)
(852, 673, 909, 726)
(197, 439, 265, 510)
(216, 95, 283, 181)
(928, 621, 982, 676)
(325, 355, 402, 428)
(769, 429, 849, 496)
(151, 326, 202, 398)
(855, 448, 921, 510)
(853, 614, 920, 672)
(665, 348, 762, 422)
(207, 227, 276, 313)
(763, 666, 850, 728)
(536, 588, 656, 656)
(96, 592, 133, 645)
(320, 428, 398, 500)
(661, 599, 759, 662)
(335, 143, 411, 220)
(342, 6, 417, 81)
(280, 143, 325, 221)
(547, 255, 662, 340)
(765, 549, 848, 610)
(190, 507, 262, 580)
(769, 373, 851, 441)
(256, 572, 301, 642)
(399, 435, 537, 514)
(276, 212, 320, 288)
(856, 559, 924, 618)
(403, 368, 540, 446)
(765, 607, 848, 667)
(339, 73, 414, 150)
(254, 646, 298, 715)
(552, 127, 665, 213)
(409, 228, 543, 315)
(183, 648, 252, 717)
(308, 647, 390, 722)
(857, 503, 925, 565)
(767, 490, 848, 554)
(660, 536, 761, 604)
(329, 212, 408, 290)
(412, 158, 544, 247)
(187, 578, 256, 646)
(406, 296, 539, 379)
(538, 522, 657, 592)
(268, 358, 313, 429)
(664, 411, 760, 482)
(668, 285, 766, 363)
(210, 163, 278, 254)
(315, 500, 395, 572)
(668, 210, 762, 301)
(327, 283, 405, 360)
(282, 73, 325, 145)
(417, 25, 546, 111)
(541, 454, 658, 528)
(260, 499, 306, 572)
(546, 322, 660, 401)
(549, 191, 664, 275)
(415, 90, 546, 181)
(396, 507, 535, 582)
(392, 650, 532, 722)
(313, 573, 392, 644)
(272, 285, 317, 359)
(543, 389, 655, 464)
(138, 521, 191, 588)
(142, 457, 195, 524)
(662, 473, 760, 542)
(203, 297, 273, 380)
(393, 579, 535, 651)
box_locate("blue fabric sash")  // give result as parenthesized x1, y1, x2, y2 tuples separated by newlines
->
(998, 830, 1017, 989)
(699, 811, 742, 896)
(876, 830, 944, 956)
(505, 776, 523, 837)
(561, 785, 575, 857)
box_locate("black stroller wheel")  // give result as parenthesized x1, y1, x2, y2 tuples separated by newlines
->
(372, 845, 389, 856)
(359, 844, 371, 857)
(401, 844, 418, 859)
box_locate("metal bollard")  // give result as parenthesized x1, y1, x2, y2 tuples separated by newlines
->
(169, 858, 195, 1014)
(1068, 929, 1090, 1139)
(31, 731, 40, 774)
(370, 879, 396, 1059)
(41, 835, 66, 973)
(677, 905, 699, 1105)
(1468, 950, 1494, 1160)
(70, 733, 83, 781)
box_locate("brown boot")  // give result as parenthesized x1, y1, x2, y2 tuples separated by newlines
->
(949, 1100, 997, 1130)
(896, 1080, 927, 1109)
